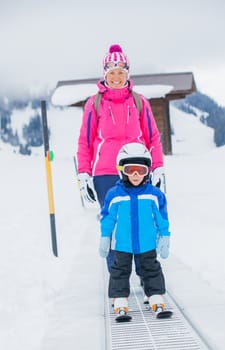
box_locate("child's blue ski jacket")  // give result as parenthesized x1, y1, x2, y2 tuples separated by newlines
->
(100, 180, 170, 254)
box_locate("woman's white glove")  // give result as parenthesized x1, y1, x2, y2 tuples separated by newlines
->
(77, 172, 96, 203)
(151, 167, 166, 193)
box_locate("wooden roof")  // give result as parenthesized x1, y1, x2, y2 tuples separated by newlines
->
(55, 72, 196, 102)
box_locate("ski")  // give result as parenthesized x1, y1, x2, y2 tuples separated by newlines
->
(115, 313, 132, 322)
(156, 310, 173, 319)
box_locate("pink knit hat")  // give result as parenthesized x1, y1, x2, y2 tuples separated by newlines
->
(103, 44, 130, 77)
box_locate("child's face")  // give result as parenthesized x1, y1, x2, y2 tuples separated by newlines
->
(127, 172, 145, 186)
(120, 164, 148, 186)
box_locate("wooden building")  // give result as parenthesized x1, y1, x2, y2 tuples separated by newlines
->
(51, 72, 196, 155)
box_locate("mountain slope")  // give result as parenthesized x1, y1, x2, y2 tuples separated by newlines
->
(176, 91, 225, 147)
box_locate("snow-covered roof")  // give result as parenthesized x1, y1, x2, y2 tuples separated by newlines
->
(51, 84, 97, 107)
(51, 83, 173, 107)
(51, 72, 196, 107)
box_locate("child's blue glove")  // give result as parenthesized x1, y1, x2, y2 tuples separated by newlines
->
(99, 237, 110, 258)
(157, 236, 170, 259)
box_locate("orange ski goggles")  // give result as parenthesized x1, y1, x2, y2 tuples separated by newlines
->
(117, 164, 149, 176)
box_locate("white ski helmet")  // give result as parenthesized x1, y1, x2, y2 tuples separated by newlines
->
(116, 142, 152, 181)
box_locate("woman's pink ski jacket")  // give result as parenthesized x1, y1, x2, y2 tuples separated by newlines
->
(77, 80, 163, 176)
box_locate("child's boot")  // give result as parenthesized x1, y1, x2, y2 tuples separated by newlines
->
(143, 295, 149, 305)
(114, 297, 129, 316)
(149, 294, 165, 315)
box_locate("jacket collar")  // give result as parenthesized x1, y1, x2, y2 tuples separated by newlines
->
(117, 179, 148, 194)
(97, 80, 134, 102)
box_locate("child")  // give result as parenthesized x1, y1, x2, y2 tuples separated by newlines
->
(99, 142, 170, 319)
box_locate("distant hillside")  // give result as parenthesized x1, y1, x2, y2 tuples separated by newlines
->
(1, 90, 225, 155)
(0, 96, 43, 155)
(174, 91, 225, 147)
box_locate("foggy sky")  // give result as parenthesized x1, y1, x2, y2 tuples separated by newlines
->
(1, 0, 225, 105)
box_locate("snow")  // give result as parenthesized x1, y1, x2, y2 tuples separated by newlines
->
(51, 84, 98, 107)
(1, 101, 225, 349)
(170, 105, 214, 154)
(133, 84, 173, 99)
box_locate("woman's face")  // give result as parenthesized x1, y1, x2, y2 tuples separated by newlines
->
(105, 68, 127, 89)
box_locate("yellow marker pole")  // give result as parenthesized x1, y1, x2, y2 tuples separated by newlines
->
(41, 100, 58, 257)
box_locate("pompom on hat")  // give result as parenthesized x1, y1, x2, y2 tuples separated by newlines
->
(103, 44, 130, 78)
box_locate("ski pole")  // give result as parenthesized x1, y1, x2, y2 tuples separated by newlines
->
(73, 156, 85, 208)
(41, 100, 58, 257)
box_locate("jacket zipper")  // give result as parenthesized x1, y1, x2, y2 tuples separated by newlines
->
(109, 105, 116, 124)
(127, 105, 130, 124)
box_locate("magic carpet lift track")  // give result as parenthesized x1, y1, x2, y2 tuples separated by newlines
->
(103, 267, 212, 350)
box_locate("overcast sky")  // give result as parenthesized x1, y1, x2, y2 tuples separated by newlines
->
(1, 0, 225, 106)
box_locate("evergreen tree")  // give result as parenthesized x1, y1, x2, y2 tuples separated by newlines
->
(23, 114, 43, 147)
(19, 143, 31, 155)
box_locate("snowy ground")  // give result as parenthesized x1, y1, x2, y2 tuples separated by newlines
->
(1, 104, 225, 349)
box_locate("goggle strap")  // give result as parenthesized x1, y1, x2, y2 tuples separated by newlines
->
(116, 165, 123, 171)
